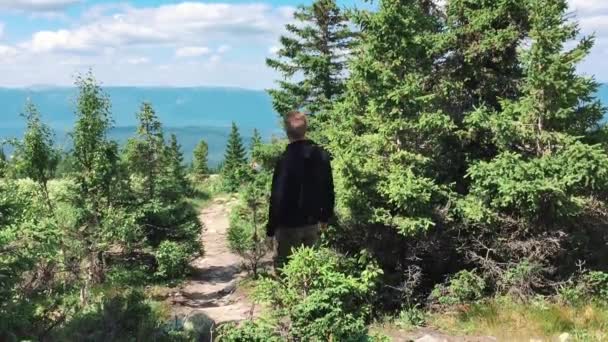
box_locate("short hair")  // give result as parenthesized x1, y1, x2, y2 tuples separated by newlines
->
(284, 111, 308, 140)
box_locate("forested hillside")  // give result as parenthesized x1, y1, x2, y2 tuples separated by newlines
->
(1, 0, 608, 341)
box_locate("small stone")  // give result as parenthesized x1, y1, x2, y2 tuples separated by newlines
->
(559, 333, 572, 342)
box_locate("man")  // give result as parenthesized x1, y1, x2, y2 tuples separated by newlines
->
(266, 111, 335, 271)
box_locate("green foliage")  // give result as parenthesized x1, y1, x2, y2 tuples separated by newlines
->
(70, 71, 123, 295)
(192, 139, 209, 178)
(559, 271, 608, 305)
(12, 102, 59, 191)
(396, 306, 427, 329)
(155, 241, 190, 279)
(165, 133, 190, 197)
(1, 72, 203, 338)
(430, 296, 608, 341)
(221, 122, 248, 192)
(430, 270, 486, 306)
(323, 0, 452, 237)
(0, 148, 6, 178)
(266, 0, 355, 118)
(124, 102, 166, 198)
(250, 128, 263, 155)
(0, 179, 63, 336)
(53, 289, 189, 341)
(216, 320, 282, 342)
(227, 169, 272, 277)
(254, 247, 382, 341)
(251, 138, 287, 171)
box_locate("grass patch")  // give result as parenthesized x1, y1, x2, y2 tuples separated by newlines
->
(429, 297, 608, 341)
(187, 174, 224, 208)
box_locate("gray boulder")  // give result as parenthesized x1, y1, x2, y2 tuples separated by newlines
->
(184, 311, 215, 342)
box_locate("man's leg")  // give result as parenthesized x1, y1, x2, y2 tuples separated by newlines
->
(274, 228, 294, 273)
(299, 224, 320, 248)
(274, 225, 320, 274)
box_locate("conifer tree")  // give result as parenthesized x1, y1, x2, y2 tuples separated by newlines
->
(124, 102, 165, 198)
(165, 133, 189, 197)
(457, 0, 608, 288)
(70, 71, 121, 298)
(325, 0, 450, 236)
(223, 122, 247, 171)
(0, 147, 6, 178)
(266, 0, 355, 118)
(13, 102, 59, 207)
(462, 0, 605, 224)
(222, 122, 247, 191)
(193, 139, 209, 178)
(250, 128, 262, 156)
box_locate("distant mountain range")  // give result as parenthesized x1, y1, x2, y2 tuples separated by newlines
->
(0, 86, 282, 166)
(1, 84, 607, 166)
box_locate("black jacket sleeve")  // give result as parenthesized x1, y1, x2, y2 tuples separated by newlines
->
(319, 150, 335, 223)
(267, 158, 282, 237)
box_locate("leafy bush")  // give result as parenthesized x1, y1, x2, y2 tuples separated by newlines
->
(227, 170, 271, 277)
(216, 320, 282, 342)
(559, 271, 608, 305)
(155, 241, 190, 279)
(254, 247, 382, 341)
(396, 305, 426, 329)
(430, 270, 486, 306)
(53, 289, 190, 341)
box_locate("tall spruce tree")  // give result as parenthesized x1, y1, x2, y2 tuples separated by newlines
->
(14, 102, 59, 207)
(193, 139, 209, 178)
(70, 71, 121, 301)
(124, 102, 165, 199)
(0, 148, 6, 178)
(165, 133, 189, 197)
(250, 128, 263, 155)
(224, 122, 247, 170)
(266, 0, 355, 118)
(222, 122, 247, 191)
(458, 0, 608, 281)
(324, 0, 450, 237)
(437, 0, 531, 188)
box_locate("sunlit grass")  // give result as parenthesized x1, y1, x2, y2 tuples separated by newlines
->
(187, 174, 224, 208)
(429, 297, 608, 341)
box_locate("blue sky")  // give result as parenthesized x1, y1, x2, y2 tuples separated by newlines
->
(0, 0, 606, 89)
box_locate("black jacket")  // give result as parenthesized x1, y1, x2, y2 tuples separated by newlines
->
(266, 140, 335, 237)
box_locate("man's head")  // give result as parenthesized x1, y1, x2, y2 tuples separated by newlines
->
(284, 111, 308, 142)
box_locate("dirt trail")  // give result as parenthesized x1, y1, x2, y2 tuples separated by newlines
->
(169, 196, 257, 326)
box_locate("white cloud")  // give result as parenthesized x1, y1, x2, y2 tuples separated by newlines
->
(0, 45, 18, 60)
(176, 46, 210, 58)
(209, 54, 221, 63)
(269, 46, 280, 54)
(22, 2, 294, 54)
(217, 44, 231, 54)
(0, 0, 80, 12)
(126, 57, 149, 65)
(569, 0, 608, 14)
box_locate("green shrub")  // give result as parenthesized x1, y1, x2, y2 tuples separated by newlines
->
(254, 247, 382, 341)
(53, 289, 190, 342)
(430, 270, 486, 306)
(227, 171, 271, 277)
(155, 241, 190, 279)
(216, 320, 282, 342)
(581, 271, 608, 300)
(396, 305, 426, 328)
(499, 260, 545, 298)
(559, 271, 608, 304)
